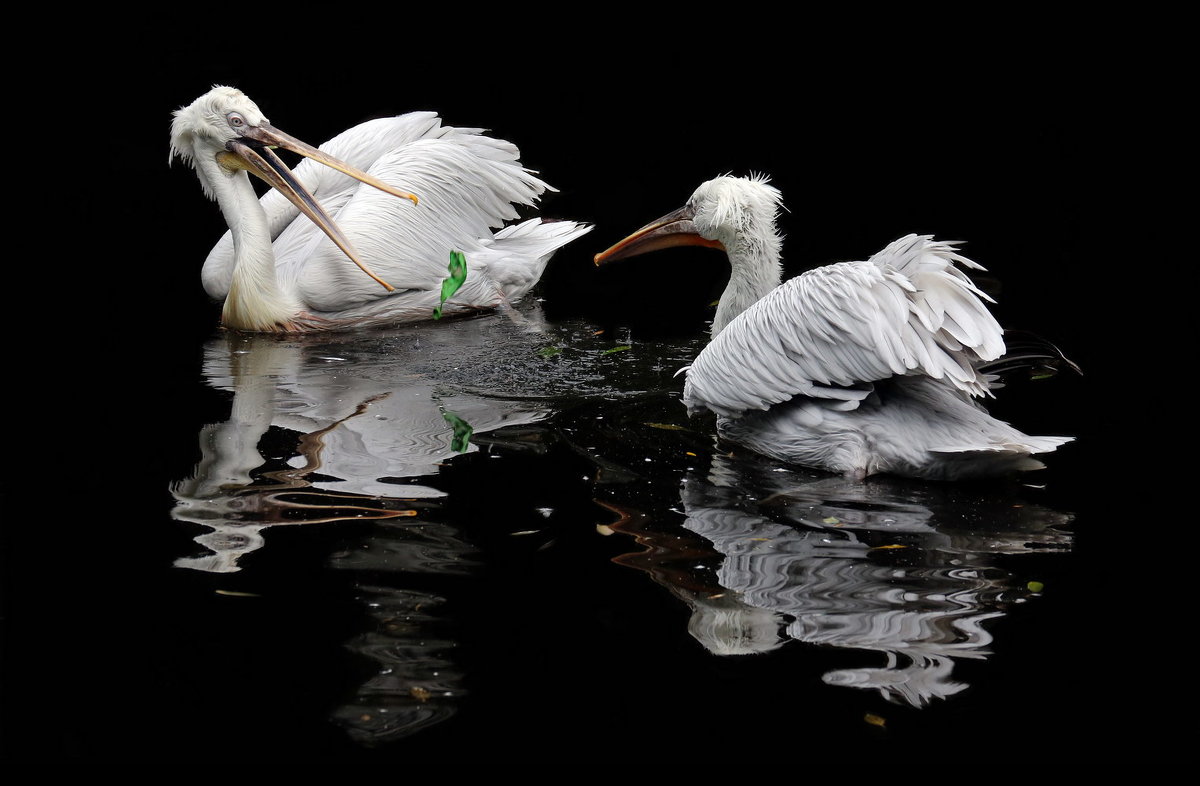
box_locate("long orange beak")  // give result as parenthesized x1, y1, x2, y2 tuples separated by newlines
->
(594, 204, 724, 266)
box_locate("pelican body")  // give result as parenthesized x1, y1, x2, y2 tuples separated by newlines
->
(170, 86, 590, 333)
(595, 175, 1071, 481)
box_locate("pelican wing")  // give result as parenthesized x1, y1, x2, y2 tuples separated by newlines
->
(202, 112, 446, 299)
(682, 235, 1006, 418)
(290, 130, 557, 311)
(201, 112, 557, 309)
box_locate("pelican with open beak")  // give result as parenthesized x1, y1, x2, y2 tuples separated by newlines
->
(171, 86, 591, 332)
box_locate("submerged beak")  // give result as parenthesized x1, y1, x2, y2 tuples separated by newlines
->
(219, 122, 419, 292)
(593, 204, 724, 266)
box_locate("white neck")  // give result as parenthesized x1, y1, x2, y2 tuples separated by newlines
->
(711, 232, 782, 336)
(199, 157, 300, 331)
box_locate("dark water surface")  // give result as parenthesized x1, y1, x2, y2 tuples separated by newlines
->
(6, 300, 1099, 763)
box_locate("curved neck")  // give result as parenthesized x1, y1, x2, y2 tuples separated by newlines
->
(712, 233, 782, 336)
(200, 158, 299, 331)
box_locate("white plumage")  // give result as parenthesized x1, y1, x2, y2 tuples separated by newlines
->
(595, 175, 1071, 480)
(170, 86, 590, 332)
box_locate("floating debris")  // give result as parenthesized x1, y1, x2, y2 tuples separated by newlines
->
(538, 346, 563, 358)
(1027, 580, 1045, 593)
(215, 590, 261, 598)
(433, 250, 468, 319)
(602, 345, 632, 355)
(645, 422, 687, 431)
(442, 411, 474, 453)
(864, 713, 887, 728)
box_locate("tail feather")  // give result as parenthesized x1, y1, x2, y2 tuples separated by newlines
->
(981, 330, 1083, 384)
(482, 218, 593, 300)
(930, 434, 1074, 456)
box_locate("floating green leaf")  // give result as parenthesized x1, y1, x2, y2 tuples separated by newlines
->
(602, 345, 632, 355)
(538, 346, 563, 358)
(433, 250, 468, 319)
(442, 410, 474, 453)
(1027, 580, 1045, 593)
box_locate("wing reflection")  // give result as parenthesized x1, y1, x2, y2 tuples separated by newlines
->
(604, 445, 1073, 708)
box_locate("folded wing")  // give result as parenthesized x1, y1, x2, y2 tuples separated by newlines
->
(682, 234, 1007, 418)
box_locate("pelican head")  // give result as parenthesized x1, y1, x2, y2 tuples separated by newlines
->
(594, 174, 783, 265)
(170, 86, 418, 292)
(594, 174, 785, 335)
(685, 175, 784, 252)
(169, 86, 270, 197)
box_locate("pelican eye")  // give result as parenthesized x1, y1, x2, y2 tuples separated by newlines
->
(227, 112, 247, 129)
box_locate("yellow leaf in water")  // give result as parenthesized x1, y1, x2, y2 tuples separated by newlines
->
(645, 422, 687, 431)
(870, 544, 908, 550)
(865, 713, 887, 728)
(410, 687, 432, 703)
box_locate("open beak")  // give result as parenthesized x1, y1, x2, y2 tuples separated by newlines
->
(218, 123, 419, 292)
(593, 204, 724, 266)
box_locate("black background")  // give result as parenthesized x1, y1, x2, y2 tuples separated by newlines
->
(112, 26, 1104, 363)
(7, 20, 1125, 767)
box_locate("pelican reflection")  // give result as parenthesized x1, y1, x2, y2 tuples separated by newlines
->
(603, 447, 1073, 708)
(171, 316, 561, 572)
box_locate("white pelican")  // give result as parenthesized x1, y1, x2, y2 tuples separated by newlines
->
(595, 175, 1072, 481)
(170, 86, 591, 333)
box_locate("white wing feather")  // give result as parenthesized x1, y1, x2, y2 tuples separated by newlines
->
(682, 235, 1006, 418)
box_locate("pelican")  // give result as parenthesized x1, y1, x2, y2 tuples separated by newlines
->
(170, 86, 591, 332)
(595, 175, 1072, 481)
